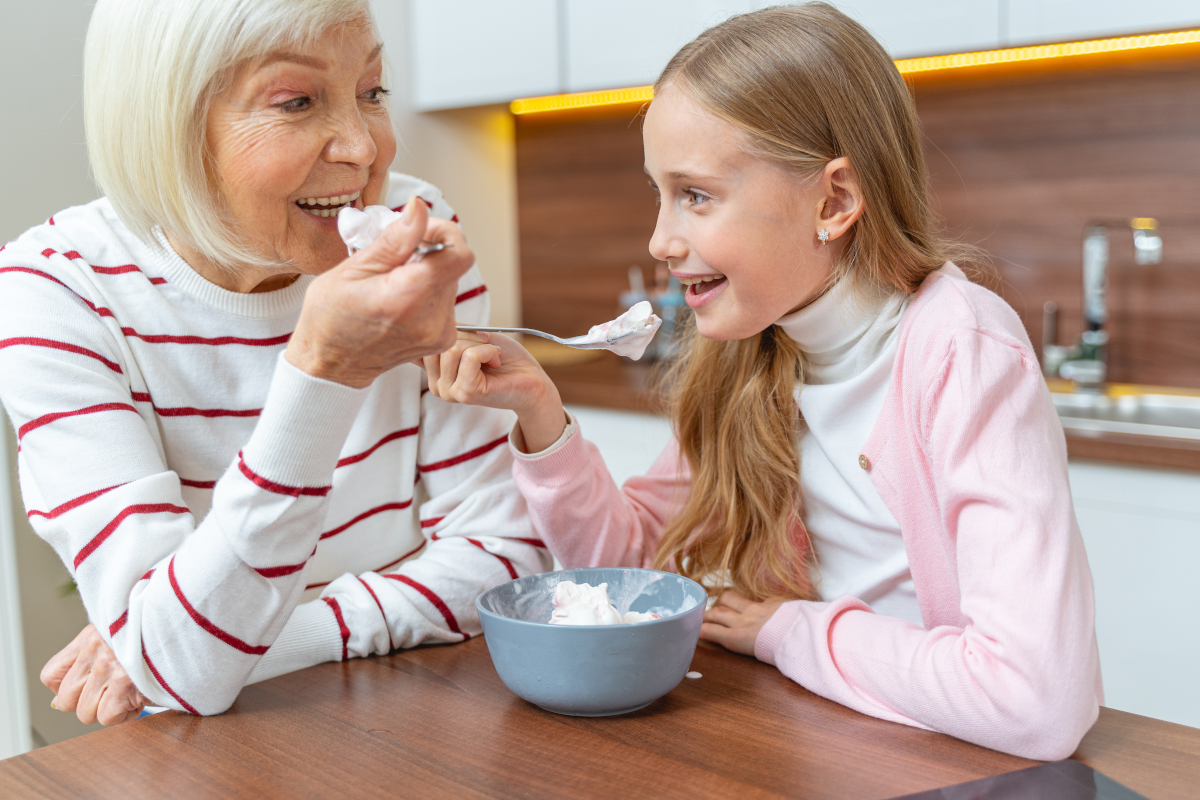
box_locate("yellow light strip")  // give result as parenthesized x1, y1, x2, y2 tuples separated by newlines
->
(511, 28, 1200, 115)
(510, 85, 655, 115)
(894, 28, 1200, 74)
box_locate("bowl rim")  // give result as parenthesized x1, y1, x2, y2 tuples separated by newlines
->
(475, 567, 708, 629)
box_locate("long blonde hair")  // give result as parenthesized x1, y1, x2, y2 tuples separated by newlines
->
(652, 3, 968, 601)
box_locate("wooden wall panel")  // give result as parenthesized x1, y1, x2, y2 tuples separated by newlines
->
(516, 53, 1200, 390)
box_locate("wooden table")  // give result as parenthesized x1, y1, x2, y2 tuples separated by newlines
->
(2, 639, 1198, 799)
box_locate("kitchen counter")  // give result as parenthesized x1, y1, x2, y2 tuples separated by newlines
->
(545, 358, 1200, 471)
(2, 637, 1198, 799)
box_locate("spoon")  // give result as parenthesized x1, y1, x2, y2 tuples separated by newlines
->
(455, 325, 641, 350)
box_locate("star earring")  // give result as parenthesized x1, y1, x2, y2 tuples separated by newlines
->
(818, 229, 830, 246)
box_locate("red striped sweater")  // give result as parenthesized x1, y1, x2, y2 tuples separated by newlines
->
(0, 173, 550, 715)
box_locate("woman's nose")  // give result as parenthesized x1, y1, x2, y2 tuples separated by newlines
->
(325, 106, 378, 168)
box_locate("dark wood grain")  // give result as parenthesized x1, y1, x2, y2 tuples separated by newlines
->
(1065, 429, 1200, 470)
(914, 53, 1200, 389)
(1, 639, 1197, 799)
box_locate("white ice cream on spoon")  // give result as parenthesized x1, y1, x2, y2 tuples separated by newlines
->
(548, 581, 661, 625)
(560, 301, 662, 360)
(339, 208, 663, 360)
(338, 205, 401, 256)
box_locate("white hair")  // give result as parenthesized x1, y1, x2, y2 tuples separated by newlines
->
(84, 0, 377, 271)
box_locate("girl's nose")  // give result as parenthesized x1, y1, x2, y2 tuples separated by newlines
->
(649, 209, 686, 263)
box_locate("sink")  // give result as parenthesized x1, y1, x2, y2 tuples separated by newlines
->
(1051, 393, 1200, 441)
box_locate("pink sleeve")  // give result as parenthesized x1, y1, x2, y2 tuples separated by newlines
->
(755, 328, 1101, 761)
(511, 424, 689, 570)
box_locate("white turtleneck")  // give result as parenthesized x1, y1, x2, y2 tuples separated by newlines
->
(775, 278, 921, 626)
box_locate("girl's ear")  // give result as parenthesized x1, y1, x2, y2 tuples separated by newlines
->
(814, 157, 865, 246)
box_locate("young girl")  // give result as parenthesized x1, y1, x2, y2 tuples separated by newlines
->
(426, 3, 1101, 759)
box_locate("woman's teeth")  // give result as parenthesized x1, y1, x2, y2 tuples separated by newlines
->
(297, 191, 361, 218)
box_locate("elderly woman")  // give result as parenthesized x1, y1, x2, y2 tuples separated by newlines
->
(0, 0, 550, 724)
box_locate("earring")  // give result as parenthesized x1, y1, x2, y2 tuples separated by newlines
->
(818, 229, 830, 246)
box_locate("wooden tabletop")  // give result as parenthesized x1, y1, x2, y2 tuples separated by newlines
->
(2, 638, 1198, 799)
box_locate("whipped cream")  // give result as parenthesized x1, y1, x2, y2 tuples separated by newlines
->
(548, 581, 661, 626)
(337, 205, 402, 257)
(564, 301, 662, 360)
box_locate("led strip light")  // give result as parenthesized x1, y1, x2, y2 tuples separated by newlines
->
(510, 28, 1200, 115)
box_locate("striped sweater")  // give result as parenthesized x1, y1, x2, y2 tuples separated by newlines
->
(0, 173, 550, 715)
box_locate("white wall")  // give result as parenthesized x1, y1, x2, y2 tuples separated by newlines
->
(375, 0, 523, 328)
(0, 0, 103, 753)
(0, 412, 31, 760)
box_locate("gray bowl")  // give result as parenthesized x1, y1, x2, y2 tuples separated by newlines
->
(476, 567, 707, 716)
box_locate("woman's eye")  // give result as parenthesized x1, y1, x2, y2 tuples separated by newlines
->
(686, 190, 709, 206)
(363, 87, 391, 104)
(280, 96, 311, 111)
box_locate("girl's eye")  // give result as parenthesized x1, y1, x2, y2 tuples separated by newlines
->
(363, 86, 391, 104)
(280, 96, 311, 111)
(686, 190, 709, 206)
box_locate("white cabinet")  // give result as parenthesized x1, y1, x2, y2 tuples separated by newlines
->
(833, 1, 1002, 58)
(1007, 0, 1200, 46)
(405, 0, 1200, 110)
(565, 0, 751, 92)
(408, 0, 561, 111)
(1068, 461, 1200, 729)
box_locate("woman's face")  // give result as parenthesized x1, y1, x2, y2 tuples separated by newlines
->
(204, 21, 396, 283)
(643, 87, 852, 340)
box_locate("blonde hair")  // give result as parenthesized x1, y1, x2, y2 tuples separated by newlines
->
(652, 3, 970, 601)
(84, 0, 376, 271)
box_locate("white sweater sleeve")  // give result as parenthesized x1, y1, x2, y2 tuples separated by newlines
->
(244, 198, 551, 682)
(0, 258, 367, 714)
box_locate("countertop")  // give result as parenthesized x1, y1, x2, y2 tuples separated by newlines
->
(544, 356, 1200, 471)
(2, 638, 1198, 799)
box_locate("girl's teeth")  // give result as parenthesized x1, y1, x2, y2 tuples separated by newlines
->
(678, 275, 725, 286)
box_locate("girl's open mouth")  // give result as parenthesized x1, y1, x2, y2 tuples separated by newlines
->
(681, 275, 729, 309)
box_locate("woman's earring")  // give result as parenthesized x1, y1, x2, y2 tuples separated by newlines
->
(818, 229, 830, 246)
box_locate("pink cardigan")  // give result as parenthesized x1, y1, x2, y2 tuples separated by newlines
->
(512, 266, 1102, 760)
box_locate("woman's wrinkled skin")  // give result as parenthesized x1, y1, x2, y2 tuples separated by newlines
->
(44, 20, 475, 724)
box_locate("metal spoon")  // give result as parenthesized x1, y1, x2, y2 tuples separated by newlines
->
(455, 325, 641, 350)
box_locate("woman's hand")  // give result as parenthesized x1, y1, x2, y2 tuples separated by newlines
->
(423, 331, 568, 453)
(700, 590, 787, 657)
(41, 624, 149, 726)
(286, 196, 475, 388)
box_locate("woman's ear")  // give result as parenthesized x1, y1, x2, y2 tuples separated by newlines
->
(814, 157, 864, 245)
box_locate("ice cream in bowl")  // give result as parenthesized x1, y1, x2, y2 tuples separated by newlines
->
(476, 568, 707, 716)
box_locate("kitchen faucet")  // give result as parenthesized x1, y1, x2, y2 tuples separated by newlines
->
(1042, 218, 1162, 390)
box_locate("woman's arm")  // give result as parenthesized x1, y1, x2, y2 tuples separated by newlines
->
(753, 329, 1100, 760)
(2, 201, 472, 715)
(244, 398, 554, 685)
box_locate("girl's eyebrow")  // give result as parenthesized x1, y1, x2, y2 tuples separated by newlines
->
(643, 167, 721, 182)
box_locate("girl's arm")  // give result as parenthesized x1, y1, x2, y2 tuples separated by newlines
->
(425, 334, 689, 569)
(755, 328, 1100, 761)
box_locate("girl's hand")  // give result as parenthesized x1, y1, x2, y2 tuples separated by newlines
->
(423, 331, 568, 453)
(700, 590, 788, 657)
(42, 624, 149, 726)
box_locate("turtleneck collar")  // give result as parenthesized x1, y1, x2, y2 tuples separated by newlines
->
(775, 275, 909, 386)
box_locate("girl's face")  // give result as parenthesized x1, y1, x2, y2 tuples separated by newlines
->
(643, 87, 860, 340)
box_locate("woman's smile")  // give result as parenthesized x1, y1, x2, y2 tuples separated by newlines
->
(294, 189, 364, 219)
